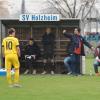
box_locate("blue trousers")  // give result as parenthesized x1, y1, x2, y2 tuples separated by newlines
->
(73, 54, 81, 74)
(64, 54, 81, 74)
(93, 60, 100, 73)
(64, 54, 75, 74)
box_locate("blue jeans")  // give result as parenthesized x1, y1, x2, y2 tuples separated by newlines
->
(73, 54, 80, 74)
(64, 54, 75, 73)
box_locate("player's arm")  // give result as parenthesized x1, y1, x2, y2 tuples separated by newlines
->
(63, 30, 73, 38)
(16, 38, 20, 57)
(16, 46, 21, 57)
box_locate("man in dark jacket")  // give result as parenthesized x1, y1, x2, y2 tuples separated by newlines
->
(41, 28, 55, 74)
(63, 28, 94, 75)
(24, 38, 41, 74)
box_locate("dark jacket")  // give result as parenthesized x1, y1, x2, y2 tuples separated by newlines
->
(25, 42, 41, 59)
(42, 32, 55, 55)
(64, 32, 92, 56)
(42, 32, 55, 46)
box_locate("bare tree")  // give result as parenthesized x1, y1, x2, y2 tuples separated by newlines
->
(46, 0, 95, 20)
(41, 0, 97, 34)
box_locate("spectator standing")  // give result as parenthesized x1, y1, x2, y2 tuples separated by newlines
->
(41, 28, 55, 74)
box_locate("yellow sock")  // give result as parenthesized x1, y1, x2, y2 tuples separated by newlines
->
(14, 68, 19, 84)
(7, 70, 12, 85)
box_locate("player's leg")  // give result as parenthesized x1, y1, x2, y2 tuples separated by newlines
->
(64, 56, 72, 74)
(29, 57, 34, 74)
(5, 56, 12, 85)
(41, 50, 48, 74)
(93, 60, 100, 76)
(32, 60, 37, 75)
(12, 55, 20, 84)
(41, 59, 47, 74)
(49, 56, 55, 75)
(48, 47, 55, 74)
(24, 58, 30, 74)
(75, 55, 81, 75)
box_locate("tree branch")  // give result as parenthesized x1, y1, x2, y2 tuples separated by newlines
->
(82, 0, 95, 20)
(47, 0, 71, 17)
(72, 0, 76, 18)
(81, 1, 90, 19)
(47, 0, 67, 17)
(57, 0, 71, 17)
(63, 0, 73, 17)
(76, 5, 83, 18)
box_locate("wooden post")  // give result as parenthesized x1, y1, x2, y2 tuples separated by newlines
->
(80, 56, 86, 74)
(0, 21, 1, 68)
(80, 20, 86, 74)
(0, 22, 6, 68)
(30, 25, 33, 38)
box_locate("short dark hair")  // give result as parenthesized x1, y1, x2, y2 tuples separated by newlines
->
(76, 27, 81, 32)
(8, 28, 15, 34)
(29, 38, 33, 41)
(29, 38, 35, 42)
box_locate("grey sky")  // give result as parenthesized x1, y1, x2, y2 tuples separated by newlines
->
(6, 0, 47, 14)
(0, 0, 100, 18)
(11, 0, 100, 14)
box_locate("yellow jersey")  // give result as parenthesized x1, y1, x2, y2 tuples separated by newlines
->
(2, 35, 19, 56)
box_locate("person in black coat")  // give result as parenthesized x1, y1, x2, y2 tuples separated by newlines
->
(41, 28, 55, 74)
(24, 38, 41, 74)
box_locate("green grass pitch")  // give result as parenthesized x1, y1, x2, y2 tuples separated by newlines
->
(0, 57, 100, 100)
(0, 75, 100, 100)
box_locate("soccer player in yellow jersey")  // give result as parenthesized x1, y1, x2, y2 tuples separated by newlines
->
(2, 28, 21, 87)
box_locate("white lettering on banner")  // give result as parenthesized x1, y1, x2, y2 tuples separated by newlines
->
(19, 14, 60, 21)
